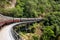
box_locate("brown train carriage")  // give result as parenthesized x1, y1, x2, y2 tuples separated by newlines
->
(0, 18, 21, 29)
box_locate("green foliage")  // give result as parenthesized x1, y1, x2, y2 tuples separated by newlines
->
(0, 0, 60, 17)
(13, 0, 60, 40)
(42, 12, 60, 40)
(33, 35, 39, 40)
(0, 0, 10, 8)
(41, 26, 55, 40)
(0, 0, 60, 40)
(43, 12, 60, 26)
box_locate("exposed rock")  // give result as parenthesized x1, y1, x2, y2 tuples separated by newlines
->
(5, 0, 16, 9)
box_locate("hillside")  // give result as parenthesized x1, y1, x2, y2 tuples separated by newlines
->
(0, 0, 60, 40)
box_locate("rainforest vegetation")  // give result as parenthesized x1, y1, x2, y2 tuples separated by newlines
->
(0, 0, 60, 40)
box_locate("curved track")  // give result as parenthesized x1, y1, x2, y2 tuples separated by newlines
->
(0, 21, 36, 40)
(0, 14, 43, 40)
(0, 14, 42, 27)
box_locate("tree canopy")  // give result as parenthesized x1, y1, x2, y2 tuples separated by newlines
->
(0, 0, 60, 40)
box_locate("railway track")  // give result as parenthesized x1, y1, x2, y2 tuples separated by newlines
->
(0, 14, 43, 40)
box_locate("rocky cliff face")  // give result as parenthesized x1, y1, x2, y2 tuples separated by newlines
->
(5, 0, 16, 9)
(0, 0, 16, 9)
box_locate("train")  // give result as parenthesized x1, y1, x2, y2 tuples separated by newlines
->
(0, 14, 42, 29)
(0, 18, 21, 29)
(0, 18, 42, 29)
